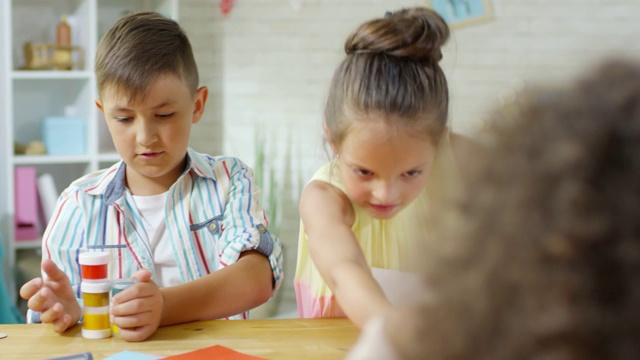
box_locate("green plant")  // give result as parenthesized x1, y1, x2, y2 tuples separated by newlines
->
(254, 132, 281, 236)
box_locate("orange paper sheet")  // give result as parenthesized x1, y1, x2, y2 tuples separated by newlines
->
(162, 345, 266, 360)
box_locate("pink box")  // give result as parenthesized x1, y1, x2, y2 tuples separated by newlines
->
(14, 166, 39, 240)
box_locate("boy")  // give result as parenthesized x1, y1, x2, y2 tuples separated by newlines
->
(19, 12, 283, 342)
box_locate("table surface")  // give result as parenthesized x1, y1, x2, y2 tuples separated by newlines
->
(0, 318, 360, 360)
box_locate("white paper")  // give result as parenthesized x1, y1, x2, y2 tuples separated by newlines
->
(371, 267, 424, 307)
(37, 173, 58, 224)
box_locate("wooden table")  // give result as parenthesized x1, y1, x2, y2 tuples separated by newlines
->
(0, 318, 359, 359)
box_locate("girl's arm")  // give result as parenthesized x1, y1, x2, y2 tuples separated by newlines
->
(300, 180, 392, 328)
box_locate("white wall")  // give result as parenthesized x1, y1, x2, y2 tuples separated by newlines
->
(180, 0, 640, 310)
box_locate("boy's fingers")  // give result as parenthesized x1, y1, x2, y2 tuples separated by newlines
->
(41, 259, 69, 284)
(51, 314, 73, 333)
(39, 302, 64, 323)
(27, 287, 55, 312)
(19, 278, 43, 300)
(118, 325, 154, 342)
(130, 269, 152, 283)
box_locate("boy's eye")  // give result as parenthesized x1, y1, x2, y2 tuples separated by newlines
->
(114, 116, 131, 122)
(157, 112, 175, 118)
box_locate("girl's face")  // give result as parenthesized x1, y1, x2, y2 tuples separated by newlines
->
(335, 118, 437, 220)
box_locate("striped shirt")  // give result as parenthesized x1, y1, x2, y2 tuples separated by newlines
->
(40, 148, 283, 320)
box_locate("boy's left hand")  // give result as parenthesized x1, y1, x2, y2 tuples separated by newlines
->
(110, 269, 164, 342)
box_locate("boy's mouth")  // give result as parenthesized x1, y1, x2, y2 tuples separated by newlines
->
(139, 151, 163, 160)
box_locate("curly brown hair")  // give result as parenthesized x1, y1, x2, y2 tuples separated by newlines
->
(388, 59, 640, 359)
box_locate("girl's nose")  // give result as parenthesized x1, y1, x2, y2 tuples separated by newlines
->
(371, 180, 398, 203)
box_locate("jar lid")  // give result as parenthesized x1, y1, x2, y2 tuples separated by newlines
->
(112, 279, 137, 290)
(82, 328, 112, 339)
(79, 251, 109, 265)
(81, 281, 112, 293)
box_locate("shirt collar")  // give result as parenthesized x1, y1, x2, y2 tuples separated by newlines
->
(99, 148, 218, 204)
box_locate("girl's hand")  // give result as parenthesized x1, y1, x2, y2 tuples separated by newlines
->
(110, 269, 164, 342)
(19, 259, 82, 333)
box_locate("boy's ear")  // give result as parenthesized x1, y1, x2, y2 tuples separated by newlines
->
(192, 86, 208, 124)
(95, 98, 104, 113)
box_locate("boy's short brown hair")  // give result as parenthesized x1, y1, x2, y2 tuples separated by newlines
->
(95, 11, 199, 101)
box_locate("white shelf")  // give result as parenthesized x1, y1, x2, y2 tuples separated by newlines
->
(12, 154, 91, 165)
(14, 239, 42, 250)
(12, 70, 93, 80)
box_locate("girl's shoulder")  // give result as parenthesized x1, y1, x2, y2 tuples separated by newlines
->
(300, 177, 355, 228)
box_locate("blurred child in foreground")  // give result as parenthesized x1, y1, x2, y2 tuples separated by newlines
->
(348, 59, 640, 359)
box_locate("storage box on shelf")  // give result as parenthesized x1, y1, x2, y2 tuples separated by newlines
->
(0, 0, 178, 311)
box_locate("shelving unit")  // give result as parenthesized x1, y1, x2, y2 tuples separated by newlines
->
(0, 0, 178, 310)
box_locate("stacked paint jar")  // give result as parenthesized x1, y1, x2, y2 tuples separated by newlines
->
(78, 251, 112, 339)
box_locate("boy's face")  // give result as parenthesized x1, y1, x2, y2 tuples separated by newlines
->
(96, 74, 208, 195)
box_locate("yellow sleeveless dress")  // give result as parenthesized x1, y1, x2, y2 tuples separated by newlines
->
(294, 132, 462, 318)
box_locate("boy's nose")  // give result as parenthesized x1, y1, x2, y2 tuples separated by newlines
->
(136, 119, 158, 146)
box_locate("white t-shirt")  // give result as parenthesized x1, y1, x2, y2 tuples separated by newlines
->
(132, 191, 181, 287)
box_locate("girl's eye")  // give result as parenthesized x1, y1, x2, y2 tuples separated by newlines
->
(114, 116, 131, 122)
(403, 170, 422, 178)
(157, 112, 175, 118)
(354, 168, 373, 176)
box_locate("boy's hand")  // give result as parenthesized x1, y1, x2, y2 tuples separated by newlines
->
(111, 269, 164, 342)
(19, 259, 81, 333)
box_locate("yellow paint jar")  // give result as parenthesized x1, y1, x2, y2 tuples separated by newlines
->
(81, 281, 112, 339)
(83, 312, 110, 330)
(83, 291, 109, 307)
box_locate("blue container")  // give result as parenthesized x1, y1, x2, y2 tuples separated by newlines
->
(42, 116, 86, 155)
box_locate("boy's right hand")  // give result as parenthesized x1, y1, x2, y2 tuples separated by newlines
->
(19, 259, 81, 333)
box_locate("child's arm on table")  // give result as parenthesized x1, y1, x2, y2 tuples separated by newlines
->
(159, 250, 272, 323)
(111, 252, 271, 342)
(112, 157, 281, 342)
(300, 180, 391, 328)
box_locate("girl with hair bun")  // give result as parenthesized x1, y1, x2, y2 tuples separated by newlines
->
(294, 7, 475, 328)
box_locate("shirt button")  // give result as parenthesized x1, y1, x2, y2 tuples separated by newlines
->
(258, 224, 267, 233)
(208, 223, 217, 231)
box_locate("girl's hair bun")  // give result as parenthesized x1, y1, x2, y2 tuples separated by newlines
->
(345, 7, 450, 64)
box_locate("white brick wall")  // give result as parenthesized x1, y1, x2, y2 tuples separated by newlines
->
(180, 0, 640, 313)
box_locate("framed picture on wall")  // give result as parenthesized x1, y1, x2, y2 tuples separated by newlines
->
(427, 0, 494, 29)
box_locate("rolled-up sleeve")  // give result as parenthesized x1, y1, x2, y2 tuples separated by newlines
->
(216, 158, 284, 294)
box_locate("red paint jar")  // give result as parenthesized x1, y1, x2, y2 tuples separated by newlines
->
(78, 251, 109, 281)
